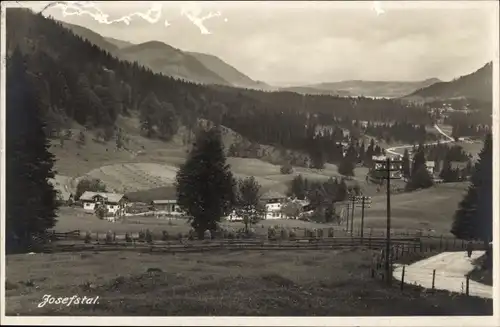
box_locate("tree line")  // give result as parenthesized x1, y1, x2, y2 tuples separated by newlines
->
(8, 9, 439, 159)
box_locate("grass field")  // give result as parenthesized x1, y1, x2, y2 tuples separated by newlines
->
(4, 248, 492, 316)
(53, 207, 343, 236)
(53, 181, 468, 238)
(50, 115, 386, 195)
(346, 182, 468, 237)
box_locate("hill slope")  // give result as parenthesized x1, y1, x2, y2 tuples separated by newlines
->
(59, 21, 119, 54)
(104, 37, 135, 49)
(286, 79, 441, 98)
(59, 22, 230, 86)
(118, 41, 230, 85)
(187, 51, 269, 90)
(405, 63, 493, 103)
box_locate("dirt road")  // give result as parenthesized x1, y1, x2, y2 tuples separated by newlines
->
(393, 251, 492, 298)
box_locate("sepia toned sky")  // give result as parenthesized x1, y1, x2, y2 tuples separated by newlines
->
(18, 1, 498, 85)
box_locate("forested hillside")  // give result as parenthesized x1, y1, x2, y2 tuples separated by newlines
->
(7, 9, 439, 168)
(405, 62, 493, 104)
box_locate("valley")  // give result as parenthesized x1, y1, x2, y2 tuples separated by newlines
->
(3, 5, 494, 319)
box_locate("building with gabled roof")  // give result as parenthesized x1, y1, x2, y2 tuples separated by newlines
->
(79, 191, 128, 215)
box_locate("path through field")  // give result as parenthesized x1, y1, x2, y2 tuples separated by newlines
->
(393, 251, 492, 299)
(386, 124, 454, 157)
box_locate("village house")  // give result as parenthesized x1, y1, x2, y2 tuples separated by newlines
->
(79, 191, 128, 216)
(425, 161, 435, 176)
(150, 199, 180, 214)
(260, 190, 287, 220)
(148, 187, 183, 216)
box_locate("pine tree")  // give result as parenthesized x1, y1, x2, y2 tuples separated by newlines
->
(6, 48, 58, 252)
(406, 166, 434, 191)
(411, 148, 426, 177)
(401, 149, 411, 178)
(139, 92, 160, 138)
(338, 155, 355, 176)
(157, 101, 178, 141)
(439, 157, 454, 182)
(290, 175, 307, 200)
(451, 134, 492, 243)
(175, 128, 236, 238)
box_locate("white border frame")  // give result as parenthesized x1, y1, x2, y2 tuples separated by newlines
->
(0, 1, 499, 326)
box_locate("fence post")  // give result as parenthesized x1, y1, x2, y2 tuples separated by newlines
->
(466, 275, 470, 296)
(96, 232, 99, 242)
(432, 269, 436, 290)
(400, 265, 406, 290)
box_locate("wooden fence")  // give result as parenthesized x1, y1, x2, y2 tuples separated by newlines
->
(370, 238, 487, 296)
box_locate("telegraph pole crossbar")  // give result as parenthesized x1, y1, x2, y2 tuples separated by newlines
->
(374, 156, 403, 285)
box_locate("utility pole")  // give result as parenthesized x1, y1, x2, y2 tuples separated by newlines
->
(345, 202, 350, 232)
(357, 195, 372, 243)
(374, 156, 402, 285)
(350, 195, 355, 236)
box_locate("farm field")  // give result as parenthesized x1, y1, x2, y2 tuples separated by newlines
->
(50, 115, 383, 195)
(54, 182, 468, 237)
(54, 207, 343, 236)
(346, 182, 468, 237)
(4, 248, 492, 316)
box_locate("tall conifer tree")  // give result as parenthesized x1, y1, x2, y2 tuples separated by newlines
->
(6, 48, 58, 252)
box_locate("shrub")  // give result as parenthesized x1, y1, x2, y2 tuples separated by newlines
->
(280, 163, 293, 175)
(138, 231, 146, 242)
(289, 229, 297, 239)
(268, 227, 276, 240)
(145, 229, 153, 244)
(105, 231, 113, 244)
(204, 229, 212, 240)
(317, 229, 324, 239)
(125, 232, 132, 243)
(177, 232, 183, 240)
(280, 228, 289, 240)
(188, 229, 195, 241)
(328, 228, 334, 238)
(162, 230, 169, 241)
(84, 232, 92, 244)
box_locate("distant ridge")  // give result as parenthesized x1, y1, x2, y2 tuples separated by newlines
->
(404, 62, 493, 103)
(280, 79, 442, 98)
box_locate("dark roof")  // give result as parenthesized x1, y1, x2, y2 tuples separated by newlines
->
(151, 199, 177, 204)
(79, 191, 125, 203)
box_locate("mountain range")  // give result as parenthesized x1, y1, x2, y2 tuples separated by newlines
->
(60, 21, 268, 90)
(28, 16, 495, 103)
(59, 21, 448, 98)
(282, 79, 443, 98)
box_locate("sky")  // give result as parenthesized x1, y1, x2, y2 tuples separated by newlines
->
(17, 1, 498, 86)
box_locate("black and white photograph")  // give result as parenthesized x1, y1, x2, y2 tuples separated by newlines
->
(1, 0, 498, 324)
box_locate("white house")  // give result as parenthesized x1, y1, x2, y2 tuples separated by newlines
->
(79, 191, 128, 216)
(260, 191, 287, 220)
(425, 161, 435, 176)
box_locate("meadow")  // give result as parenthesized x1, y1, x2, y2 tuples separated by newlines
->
(4, 248, 492, 316)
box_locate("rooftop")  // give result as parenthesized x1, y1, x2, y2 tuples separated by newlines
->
(79, 191, 126, 203)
